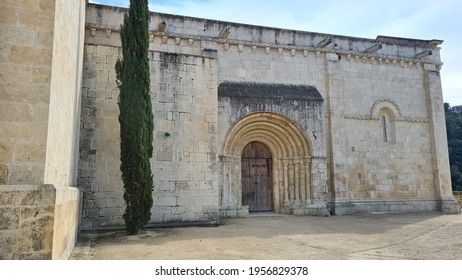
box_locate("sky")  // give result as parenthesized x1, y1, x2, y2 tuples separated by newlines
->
(90, 0, 462, 106)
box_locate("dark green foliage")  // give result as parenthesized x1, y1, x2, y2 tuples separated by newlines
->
(444, 103, 462, 191)
(115, 0, 154, 234)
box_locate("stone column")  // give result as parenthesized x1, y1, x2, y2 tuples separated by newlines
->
(294, 158, 301, 204)
(325, 52, 349, 214)
(304, 156, 311, 204)
(273, 159, 280, 212)
(289, 160, 295, 202)
(233, 157, 242, 206)
(283, 159, 290, 204)
(300, 157, 306, 202)
(220, 155, 231, 204)
(278, 159, 284, 205)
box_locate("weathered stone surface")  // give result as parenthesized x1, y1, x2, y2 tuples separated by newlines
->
(0, 186, 54, 259)
(1, 0, 85, 260)
(79, 42, 219, 227)
(440, 198, 461, 214)
(2, 2, 459, 258)
(0, 208, 20, 230)
(79, 3, 458, 225)
(0, 164, 7, 184)
(0, 184, 81, 260)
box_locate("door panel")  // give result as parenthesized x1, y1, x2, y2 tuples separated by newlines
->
(241, 142, 273, 212)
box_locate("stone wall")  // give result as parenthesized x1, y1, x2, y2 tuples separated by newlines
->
(0, 0, 86, 259)
(0, 185, 81, 260)
(0, 0, 56, 185)
(79, 3, 459, 229)
(79, 44, 219, 228)
(328, 55, 436, 211)
(0, 185, 55, 259)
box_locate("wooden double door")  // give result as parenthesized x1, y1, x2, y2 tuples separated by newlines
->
(241, 142, 273, 212)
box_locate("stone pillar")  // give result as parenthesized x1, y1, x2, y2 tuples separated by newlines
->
(294, 158, 301, 204)
(289, 160, 295, 202)
(424, 64, 461, 214)
(273, 159, 280, 212)
(304, 157, 311, 204)
(325, 52, 349, 214)
(221, 155, 231, 204)
(300, 158, 306, 203)
(311, 157, 328, 204)
(283, 159, 290, 204)
(233, 156, 241, 206)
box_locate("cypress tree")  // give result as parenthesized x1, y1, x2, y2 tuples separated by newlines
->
(115, 0, 154, 234)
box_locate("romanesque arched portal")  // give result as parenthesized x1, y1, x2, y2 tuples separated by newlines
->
(220, 112, 314, 215)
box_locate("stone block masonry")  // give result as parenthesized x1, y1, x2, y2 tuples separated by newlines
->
(0, 185, 55, 259)
(79, 3, 460, 230)
(79, 44, 219, 228)
(0, 184, 81, 260)
(0, 0, 56, 185)
(3, 0, 457, 260)
(1, 0, 86, 259)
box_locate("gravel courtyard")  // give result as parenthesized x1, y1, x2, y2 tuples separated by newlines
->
(70, 213, 462, 260)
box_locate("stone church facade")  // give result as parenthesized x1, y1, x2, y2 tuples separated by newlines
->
(1, 1, 460, 259)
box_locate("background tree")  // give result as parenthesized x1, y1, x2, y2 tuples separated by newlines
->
(115, 0, 154, 234)
(444, 102, 462, 191)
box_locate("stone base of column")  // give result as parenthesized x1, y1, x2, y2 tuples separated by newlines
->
(439, 198, 461, 214)
(219, 204, 249, 218)
(282, 203, 330, 216)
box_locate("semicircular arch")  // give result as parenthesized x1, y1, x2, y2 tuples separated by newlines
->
(371, 99, 401, 119)
(223, 112, 312, 159)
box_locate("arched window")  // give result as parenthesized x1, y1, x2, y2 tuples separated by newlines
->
(371, 100, 399, 145)
(381, 115, 388, 142)
(378, 108, 394, 144)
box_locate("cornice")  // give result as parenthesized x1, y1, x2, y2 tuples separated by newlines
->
(84, 24, 443, 69)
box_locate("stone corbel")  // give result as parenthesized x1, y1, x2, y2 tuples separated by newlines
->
(156, 21, 167, 35)
(415, 49, 432, 59)
(316, 37, 332, 48)
(365, 43, 382, 55)
(218, 26, 230, 41)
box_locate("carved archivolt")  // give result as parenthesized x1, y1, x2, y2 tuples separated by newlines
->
(221, 112, 315, 210)
(223, 112, 311, 159)
(371, 99, 401, 118)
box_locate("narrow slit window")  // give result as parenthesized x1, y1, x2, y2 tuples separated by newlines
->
(381, 115, 388, 142)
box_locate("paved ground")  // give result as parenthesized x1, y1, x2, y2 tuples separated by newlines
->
(70, 212, 462, 260)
